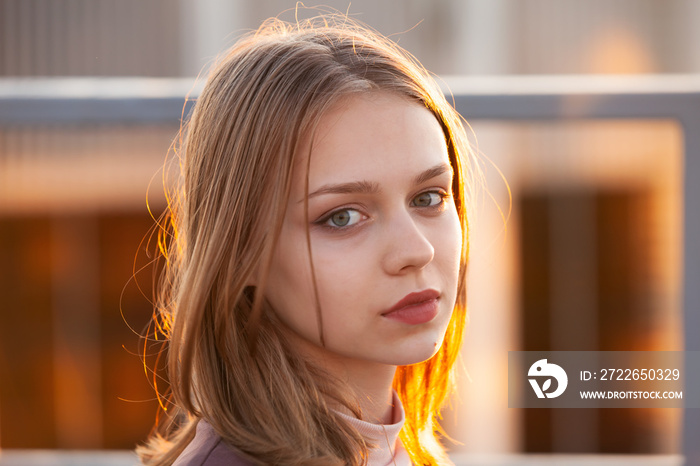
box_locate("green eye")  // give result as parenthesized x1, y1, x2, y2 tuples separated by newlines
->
(331, 210, 351, 226)
(325, 209, 363, 228)
(412, 192, 443, 207)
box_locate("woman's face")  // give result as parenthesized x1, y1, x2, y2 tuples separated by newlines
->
(264, 92, 462, 371)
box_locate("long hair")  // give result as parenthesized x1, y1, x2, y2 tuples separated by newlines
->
(138, 14, 475, 466)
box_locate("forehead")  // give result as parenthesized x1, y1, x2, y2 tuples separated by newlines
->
(295, 92, 449, 189)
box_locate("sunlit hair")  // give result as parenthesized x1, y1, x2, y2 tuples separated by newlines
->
(138, 13, 476, 466)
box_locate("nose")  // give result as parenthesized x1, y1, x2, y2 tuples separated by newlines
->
(381, 212, 435, 275)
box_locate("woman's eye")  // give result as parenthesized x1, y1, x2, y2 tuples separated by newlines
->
(412, 191, 445, 207)
(323, 209, 364, 228)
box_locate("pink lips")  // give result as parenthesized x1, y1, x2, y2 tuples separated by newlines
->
(382, 289, 440, 325)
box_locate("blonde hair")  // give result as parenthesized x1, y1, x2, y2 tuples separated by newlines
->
(138, 14, 474, 466)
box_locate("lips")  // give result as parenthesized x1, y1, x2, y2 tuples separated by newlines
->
(382, 289, 440, 325)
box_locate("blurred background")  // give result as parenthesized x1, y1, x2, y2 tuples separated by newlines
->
(0, 0, 696, 463)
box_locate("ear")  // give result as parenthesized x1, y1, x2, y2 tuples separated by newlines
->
(244, 255, 267, 292)
(246, 238, 278, 292)
(245, 266, 259, 289)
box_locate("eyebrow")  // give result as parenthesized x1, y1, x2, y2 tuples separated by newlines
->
(413, 163, 452, 186)
(303, 162, 452, 202)
(305, 180, 380, 201)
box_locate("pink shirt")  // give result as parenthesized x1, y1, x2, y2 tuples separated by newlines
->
(334, 391, 412, 466)
(174, 391, 412, 465)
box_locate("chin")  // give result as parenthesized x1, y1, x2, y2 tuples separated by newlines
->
(386, 339, 445, 367)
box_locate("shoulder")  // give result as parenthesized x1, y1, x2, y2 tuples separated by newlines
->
(173, 420, 253, 466)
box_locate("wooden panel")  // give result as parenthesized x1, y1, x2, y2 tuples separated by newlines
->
(98, 212, 163, 449)
(0, 217, 55, 448)
(519, 189, 661, 454)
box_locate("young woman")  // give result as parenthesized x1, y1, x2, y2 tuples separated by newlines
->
(138, 14, 475, 466)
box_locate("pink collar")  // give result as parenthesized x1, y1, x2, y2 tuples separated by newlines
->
(334, 391, 412, 466)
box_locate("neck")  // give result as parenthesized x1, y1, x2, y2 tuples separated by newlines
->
(284, 330, 398, 424)
(345, 360, 397, 424)
(318, 351, 398, 424)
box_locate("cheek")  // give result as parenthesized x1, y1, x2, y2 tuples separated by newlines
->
(264, 240, 319, 340)
(312, 244, 371, 312)
(438, 211, 464, 290)
(441, 208, 463, 258)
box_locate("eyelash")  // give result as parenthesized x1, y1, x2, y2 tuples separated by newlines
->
(314, 189, 451, 231)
